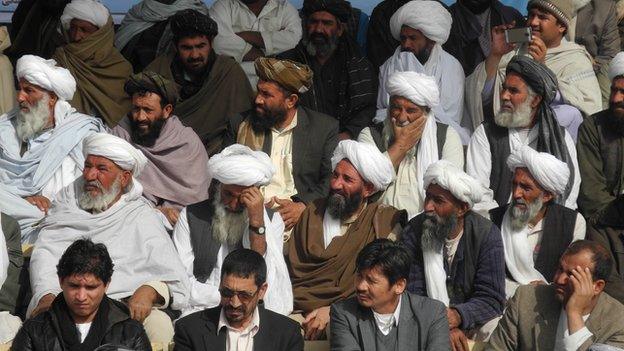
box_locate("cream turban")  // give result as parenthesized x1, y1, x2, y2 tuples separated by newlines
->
(390, 0, 452, 44)
(507, 145, 570, 196)
(609, 52, 624, 81)
(208, 144, 275, 187)
(82, 133, 148, 176)
(331, 140, 395, 192)
(387, 72, 440, 108)
(60, 0, 110, 30)
(16, 55, 76, 101)
(423, 160, 488, 208)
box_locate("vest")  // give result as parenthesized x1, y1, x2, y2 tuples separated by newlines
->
(370, 122, 448, 158)
(186, 199, 274, 283)
(489, 203, 577, 281)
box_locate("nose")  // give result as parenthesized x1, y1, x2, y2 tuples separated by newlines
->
(83, 167, 97, 181)
(255, 94, 263, 106)
(17, 90, 27, 104)
(75, 288, 87, 302)
(501, 89, 511, 101)
(512, 186, 523, 200)
(612, 90, 624, 105)
(229, 294, 242, 308)
(423, 198, 435, 213)
(528, 16, 539, 28)
(355, 278, 367, 292)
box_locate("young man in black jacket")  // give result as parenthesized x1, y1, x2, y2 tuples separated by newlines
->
(12, 239, 151, 350)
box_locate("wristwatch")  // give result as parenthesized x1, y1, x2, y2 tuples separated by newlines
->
(249, 225, 266, 235)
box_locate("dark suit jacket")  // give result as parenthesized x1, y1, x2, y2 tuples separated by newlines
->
(173, 305, 303, 351)
(330, 292, 450, 351)
(588, 223, 624, 304)
(225, 106, 339, 204)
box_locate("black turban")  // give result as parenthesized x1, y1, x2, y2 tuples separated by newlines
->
(302, 0, 352, 23)
(170, 9, 218, 39)
(505, 55, 573, 203)
(124, 71, 179, 106)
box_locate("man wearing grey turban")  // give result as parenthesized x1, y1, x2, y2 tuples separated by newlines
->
(467, 55, 580, 210)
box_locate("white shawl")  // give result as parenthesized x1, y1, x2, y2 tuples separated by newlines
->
(423, 248, 450, 306)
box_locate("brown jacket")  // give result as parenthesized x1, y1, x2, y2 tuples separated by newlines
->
(489, 285, 624, 351)
(576, 0, 621, 74)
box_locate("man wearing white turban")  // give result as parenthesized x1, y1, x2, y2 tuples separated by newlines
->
(0, 54, 104, 243)
(376, 0, 469, 144)
(489, 146, 586, 299)
(28, 133, 189, 343)
(401, 160, 505, 351)
(287, 140, 406, 341)
(172, 144, 293, 317)
(359, 72, 464, 218)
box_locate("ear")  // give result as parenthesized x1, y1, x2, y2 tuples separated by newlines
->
(456, 201, 470, 218)
(48, 92, 58, 109)
(542, 190, 554, 204)
(120, 170, 132, 189)
(557, 22, 566, 36)
(594, 279, 606, 295)
(530, 94, 542, 109)
(337, 22, 345, 37)
(394, 278, 407, 295)
(285, 93, 299, 110)
(362, 181, 376, 199)
(258, 282, 269, 300)
(162, 104, 174, 119)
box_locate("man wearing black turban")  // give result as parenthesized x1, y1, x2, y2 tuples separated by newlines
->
(466, 55, 579, 209)
(145, 9, 255, 156)
(279, 0, 377, 141)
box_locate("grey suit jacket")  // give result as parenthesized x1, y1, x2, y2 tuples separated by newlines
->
(225, 106, 339, 204)
(330, 292, 450, 351)
(489, 285, 624, 351)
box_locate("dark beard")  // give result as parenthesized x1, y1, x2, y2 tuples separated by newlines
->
(402, 46, 432, 65)
(326, 190, 363, 220)
(608, 102, 624, 136)
(304, 32, 339, 58)
(250, 106, 287, 133)
(130, 117, 166, 147)
(421, 212, 458, 253)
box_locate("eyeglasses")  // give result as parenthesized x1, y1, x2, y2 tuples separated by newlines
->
(219, 287, 259, 303)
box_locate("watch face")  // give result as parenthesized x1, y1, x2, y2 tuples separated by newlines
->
(258, 226, 265, 234)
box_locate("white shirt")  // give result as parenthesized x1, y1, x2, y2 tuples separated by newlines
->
(554, 310, 592, 351)
(218, 306, 260, 351)
(263, 113, 297, 202)
(76, 322, 92, 343)
(372, 296, 402, 336)
(172, 206, 293, 317)
(210, 0, 301, 85)
(466, 123, 580, 209)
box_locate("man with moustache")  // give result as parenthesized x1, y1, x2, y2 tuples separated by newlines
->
(0, 55, 104, 243)
(209, 0, 302, 86)
(12, 239, 151, 350)
(279, 0, 376, 141)
(226, 57, 338, 232)
(488, 241, 624, 350)
(173, 249, 303, 351)
(28, 133, 189, 343)
(443, 0, 524, 76)
(172, 144, 292, 317)
(112, 71, 209, 227)
(489, 146, 586, 299)
(466, 55, 580, 209)
(579, 52, 624, 305)
(331, 239, 451, 350)
(401, 160, 505, 351)
(146, 9, 254, 155)
(464, 0, 601, 135)
(288, 140, 406, 340)
(377, 0, 470, 144)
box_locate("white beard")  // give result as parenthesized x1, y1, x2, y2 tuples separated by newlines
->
(510, 194, 545, 231)
(211, 187, 249, 246)
(15, 95, 51, 142)
(494, 96, 534, 129)
(77, 175, 123, 214)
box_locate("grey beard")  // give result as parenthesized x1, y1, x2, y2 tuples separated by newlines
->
(494, 94, 534, 129)
(77, 175, 123, 214)
(421, 213, 458, 253)
(211, 188, 249, 246)
(15, 95, 51, 142)
(303, 34, 339, 58)
(510, 194, 545, 231)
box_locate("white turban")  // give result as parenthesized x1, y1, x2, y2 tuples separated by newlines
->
(16, 55, 76, 101)
(609, 52, 624, 81)
(208, 144, 275, 187)
(390, 0, 452, 44)
(507, 145, 570, 196)
(60, 0, 110, 30)
(331, 140, 395, 192)
(423, 160, 487, 208)
(387, 72, 440, 108)
(82, 133, 148, 176)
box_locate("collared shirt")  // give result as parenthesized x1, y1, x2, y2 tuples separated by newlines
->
(218, 306, 261, 351)
(445, 231, 464, 267)
(554, 309, 592, 351)
(263, 112, 298, 202)
(372, 295, 402, 336)
(76, 322, 92, 343)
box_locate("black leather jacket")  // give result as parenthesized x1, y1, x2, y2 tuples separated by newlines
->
(11, 297, 152, 351)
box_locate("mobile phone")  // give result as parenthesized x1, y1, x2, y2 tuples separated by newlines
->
(505, 27, 532, 44)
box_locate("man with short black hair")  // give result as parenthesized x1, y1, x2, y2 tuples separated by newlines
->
(146, 9, 254, 155)
(173, 249, 303, 351)
(489, 240, 624, 350)
(331, 239, 450, 350)
(12, 239, 151, 350)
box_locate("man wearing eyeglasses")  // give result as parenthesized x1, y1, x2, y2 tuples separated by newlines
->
(173, 249, 304, 351)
